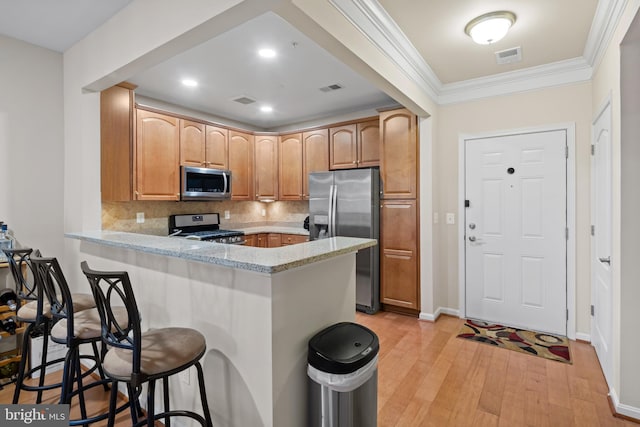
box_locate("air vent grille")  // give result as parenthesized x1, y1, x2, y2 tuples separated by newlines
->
(319, 83, 343, 92)
(232, 96, 256, 105)
(495, 46, 522, 64)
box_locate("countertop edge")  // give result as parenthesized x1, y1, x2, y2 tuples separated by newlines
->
(65, 231, 376, 274)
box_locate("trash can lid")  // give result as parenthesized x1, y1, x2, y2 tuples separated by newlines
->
(308, 322, 379, 374)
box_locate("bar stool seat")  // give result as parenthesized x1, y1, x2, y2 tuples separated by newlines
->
(16, 294, 95, 321)
(51, 307, 128, 342)
(103, 328, 206, 379)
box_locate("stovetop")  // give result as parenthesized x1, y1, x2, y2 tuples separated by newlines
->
(168, 213, 244, 241)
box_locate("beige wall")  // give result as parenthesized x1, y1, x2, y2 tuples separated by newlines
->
(0, 35, 64, 257)
(435, 83, 593, 334)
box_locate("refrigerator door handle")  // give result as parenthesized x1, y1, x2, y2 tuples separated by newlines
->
(328, 184, 334, 238)
(331, 184, 337, 237)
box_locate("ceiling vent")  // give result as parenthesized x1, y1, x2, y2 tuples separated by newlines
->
(495, 46, 522, 64)
(232, 96, 256, 105)
(319, 83, 343, 93)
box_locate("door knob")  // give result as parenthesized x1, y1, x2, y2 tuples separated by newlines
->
(599, 256, 611, 265)
(469, 223, 476, 230)
(468, 236, 476, 242)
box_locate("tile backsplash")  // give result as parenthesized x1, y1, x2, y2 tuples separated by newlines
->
(102, 200, 309, 235)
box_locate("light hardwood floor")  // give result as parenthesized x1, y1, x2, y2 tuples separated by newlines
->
(0, 312, 635, 426)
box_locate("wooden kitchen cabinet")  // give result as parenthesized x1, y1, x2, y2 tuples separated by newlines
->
(380, 199, 419, 311)
(229, 130, 254, 200)
(243, 234, 256, 247)
(380, 109, 418, 199)
(281, 234, 308, 245)
(100, 84, 134, 201)
(180, 121, 228, 169)
(135, 109, 180, 201)
(279, 133, 303, 200)
(205, 125, 228, 169)
(329, 118, 379, 170)
(267, 233, 282, 248)
(302, 129, 329, 199)
(255, 233, 268, 248)
(254, 135, 278, 201)
(180, 120, 206, 167)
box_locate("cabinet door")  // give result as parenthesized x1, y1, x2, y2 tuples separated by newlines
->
(268, 233, 282, 248)
(205, 125, 228, 169)
(101, 85, 133, 201)
(279, 133, 303, 200)
(135, 109, 180, 201)
(255, 135, 278, 201)
(330, 124, 357, 170)
(256, 233, 268, 248)
(380, 200, 419, 309)
(302, 129, 328, 199)
(380, 109, 418, 199)
(228, 130, 254, 200)
(244, 234, 256, 247)
(357, 119, 380, 168)
(180, 120, 205, 167)
(281, 234, 308, 245)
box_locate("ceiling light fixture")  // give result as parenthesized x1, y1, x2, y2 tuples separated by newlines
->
(181, 78, 198, 87)
(260, 105, 273, 113)
(465, 11, 516, 45)
(258, 48, 277, 58)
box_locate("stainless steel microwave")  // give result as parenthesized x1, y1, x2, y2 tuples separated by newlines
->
(181, 166, 232, 201)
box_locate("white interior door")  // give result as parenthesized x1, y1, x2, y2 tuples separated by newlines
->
(465, 130, 567, 335)
(592, 100, 613, 387)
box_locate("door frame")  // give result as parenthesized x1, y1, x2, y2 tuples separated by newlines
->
(457, 123, 577, 339)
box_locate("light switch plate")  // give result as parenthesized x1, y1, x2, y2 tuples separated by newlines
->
(446, 213, 455, 225)
(224, 210, 230, 219)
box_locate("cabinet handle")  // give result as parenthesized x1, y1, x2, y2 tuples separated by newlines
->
(352, 161, 357, 164)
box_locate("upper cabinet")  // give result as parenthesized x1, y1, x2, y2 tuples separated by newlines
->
(228, 130, 254, 201)
(180, 121, 228, 170)
(205, 125, 228, 169)
(101, 84, 134, 202)
(380, 109, 418, 199)
(279, 133, 303, 200)
(302, 129, 329, 199)
(329, 118, 379, 170)
(254, 135, 278, 201)
(135, 109, 180, 201)
(180, 120, 206, 167)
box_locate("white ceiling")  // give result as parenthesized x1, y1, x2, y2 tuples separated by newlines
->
(0, 0, 603, 127)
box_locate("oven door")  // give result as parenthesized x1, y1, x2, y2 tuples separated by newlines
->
(181, 166, 232, 200)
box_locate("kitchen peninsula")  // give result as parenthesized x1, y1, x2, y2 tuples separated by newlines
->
(66, 230, 376, 427)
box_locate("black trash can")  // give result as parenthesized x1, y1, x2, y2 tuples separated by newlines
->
(307, 322, 379, 427)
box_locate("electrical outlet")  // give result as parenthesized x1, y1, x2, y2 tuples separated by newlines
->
(446, 213, 455, 225)
(136, 212, 144, 224)
(224, 210, 230, 219)
(261, 208, 266, 217)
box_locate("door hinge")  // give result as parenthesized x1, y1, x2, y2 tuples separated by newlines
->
(591, 305, 595, 316)
(565, 227, 569, 240)
(567, 309, 569, 320)
(591, 144, 595, 155)
(565, 145, 569, 158)
(591, 225, 595, 236)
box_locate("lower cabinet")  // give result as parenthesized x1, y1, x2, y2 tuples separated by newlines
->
(380, 199, 419, 311)
(281, 234, 308, 246)
(268, 233, 281, 248)
(244, 233, 309, 247)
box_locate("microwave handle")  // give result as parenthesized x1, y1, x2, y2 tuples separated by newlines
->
(223, 171, 229, 196)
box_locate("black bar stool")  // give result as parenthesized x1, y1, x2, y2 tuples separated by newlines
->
(3, 248, 98, 404)
(81, 261, 213, 427)
(32, 256, 130, 426)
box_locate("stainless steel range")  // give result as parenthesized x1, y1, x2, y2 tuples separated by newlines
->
(169, 213, 245, 244)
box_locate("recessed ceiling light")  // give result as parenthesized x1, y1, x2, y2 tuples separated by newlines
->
(260, 105, 273, 113)
(258, 48, 277, 58)
(181, 78, 198, 87)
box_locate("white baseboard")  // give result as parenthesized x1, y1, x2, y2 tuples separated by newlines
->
(575, 332, 591, 342)
(610, 388, 640, 421)
(419, 307, 460, 322)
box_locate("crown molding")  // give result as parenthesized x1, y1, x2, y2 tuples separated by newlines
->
(327, 0, 627, 107)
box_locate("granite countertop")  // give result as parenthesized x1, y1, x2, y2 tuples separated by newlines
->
(66, 230, 375, 274)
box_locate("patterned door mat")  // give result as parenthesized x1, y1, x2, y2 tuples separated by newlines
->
(457, 319, 572, 364)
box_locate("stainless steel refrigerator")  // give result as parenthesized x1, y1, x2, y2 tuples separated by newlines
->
(309, 168, 380, 314)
